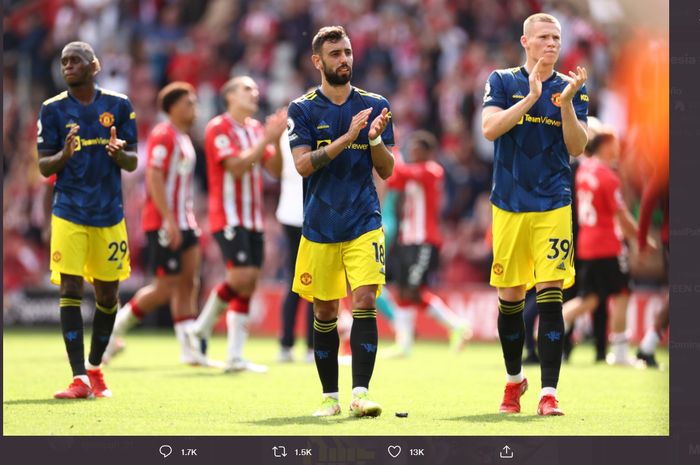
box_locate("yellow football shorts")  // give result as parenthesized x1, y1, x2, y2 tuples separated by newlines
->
(293, 227, 386, 302)
(490, 204, 575, 290)
(50, 215, 131, 285)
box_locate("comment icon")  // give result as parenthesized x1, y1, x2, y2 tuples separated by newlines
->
(159, 445, 173, 458)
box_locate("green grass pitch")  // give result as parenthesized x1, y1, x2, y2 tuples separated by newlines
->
(3, 328, 668, 436)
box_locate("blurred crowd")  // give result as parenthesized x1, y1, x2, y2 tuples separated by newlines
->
(3, 0, 667, 299)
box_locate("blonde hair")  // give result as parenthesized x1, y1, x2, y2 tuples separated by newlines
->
(523, 13, 561, 36)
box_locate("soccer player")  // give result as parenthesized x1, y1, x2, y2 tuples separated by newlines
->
(287, 26, 394, 417)
(186, 76, 287, 372)
(37, 42, 138, 399)
(481, 13, 588, 415)
(276, 128, 315, 363)
(103, 82, 201, 365)
(384, 130, 470, 357)
(635, 173, 669, 368)
(562, 123, 652, 365)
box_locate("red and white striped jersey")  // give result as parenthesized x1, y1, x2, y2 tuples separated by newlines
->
(387, 160, 443, 247)
(142, 121, 198, 232)
(575, 156, 625, 260)
(204, 113, 273, 233)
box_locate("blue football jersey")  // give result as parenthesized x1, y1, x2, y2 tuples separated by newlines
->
(37, 87, 138, 226)
(287, 87, 394, 243)
(483, 66, 588, 212)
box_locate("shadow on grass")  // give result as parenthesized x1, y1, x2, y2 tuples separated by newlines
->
(4, 399, 94, 406)
(441, 413, 546, 423)
(245, 415, 359, 427)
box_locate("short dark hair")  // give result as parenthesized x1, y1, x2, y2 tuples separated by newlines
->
(411, 130, 438, 153)
(585, 132, 616, 156)
(312, 26, 348, 55)
(158, 81, 195, 114)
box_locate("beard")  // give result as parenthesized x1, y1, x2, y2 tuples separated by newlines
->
(323, 63, 352, 86)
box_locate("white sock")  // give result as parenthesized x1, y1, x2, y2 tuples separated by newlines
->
(426, 295, 461, 329)
(394, 306, 416, 352)
(194, 289, 229, 338)
(85, 361, 100, 371)
(540, 387, 557, 399)
(352, 386, 368, 397)
(639, 328, 660, 355)
(506, 370, 524, 384)
(226, 311, 249, 361)
(112, 303, 140, 337)
(75, 374, 91, 387)
(174, 319, 194, 360)
(323, 392, 339, 400)
(610, 332, 629, 359)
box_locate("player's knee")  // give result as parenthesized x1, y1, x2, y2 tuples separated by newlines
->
(498, 286, 526, 302)
(60, 276, 84, 298)
(93, 282, 119, 309)
(352, 291, 376, 310)
(313, 300, 339, 320)
(155, 275, 179, 295)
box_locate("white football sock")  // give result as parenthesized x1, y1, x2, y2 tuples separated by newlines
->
(323, 392, 339, 400)
(111, 302, 140, 337)
(85, 361, 100, 371)
(75, 374, 91, 387)
(226, 311, 249, 361)
(393, 306, 416, 352)
(194, 289, 229, 338)
(507, 370, 524, 384)
(426, 295, 461, 329)
(174, 319, 194, 361)
(352, 386, 368, 397)
(540, 387, 557, 399)
(610, 332, 629, 360)
(639, 328, 660, 355)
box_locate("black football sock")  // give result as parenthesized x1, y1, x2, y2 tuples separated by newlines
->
(313, 317, 339, 394)
(88, 302, 118, 367)
(350, 308, 378, 390)
(59, 295, 86, 377)
(497, 298, 526, 376)
(537, 288, 565, 389)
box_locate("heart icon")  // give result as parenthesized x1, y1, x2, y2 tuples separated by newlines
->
(387, 445, 402, 458)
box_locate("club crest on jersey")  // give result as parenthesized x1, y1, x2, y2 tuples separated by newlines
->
(300, 272, 313, 286)
(316, 139, 331, 149)
(550, 92, 562, 108)
(492, 263, 504, 276)
(52, 251, 62, 263)
(215, 134, 231, 148)
(99, 111, 115, 127)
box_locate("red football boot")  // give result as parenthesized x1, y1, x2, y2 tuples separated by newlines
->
(537, 394, 564, 416)
(87, 368, 112, 398)
(54, 378, 94, 399)
(499, 378, 528, 413)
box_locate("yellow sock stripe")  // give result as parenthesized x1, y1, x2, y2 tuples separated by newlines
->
(314, 321, 337, 329)
(499, 306, 524, 315)
(537, 289, 563, 296)
(59, 298, 82, 307)
(537, 292, 563, 299)
(498, 301, 524, 314)
(96, 303, 118, 314)
(536, 298, 563, 304)
(498, 301, 524, 310)
(537, 292, 563, 298)
(352, 309, 377, 319)
(313, 321, 337, 333)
